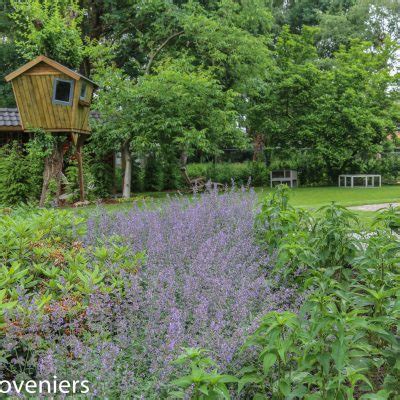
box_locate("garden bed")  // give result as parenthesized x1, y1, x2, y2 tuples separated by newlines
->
(0, 188, 399, 398)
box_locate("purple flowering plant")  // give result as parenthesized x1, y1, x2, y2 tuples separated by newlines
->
(73, 188, 299, 397)
(0, 188, 301, 398)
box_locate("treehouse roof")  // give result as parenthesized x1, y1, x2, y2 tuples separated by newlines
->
(5, 55, 98, 87)
(0, 108, 20, 128)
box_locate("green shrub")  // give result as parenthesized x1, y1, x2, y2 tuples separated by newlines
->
(130, 158, 144, 192)
(268, 150, 329, 186)
(144, 153, 164, 191)
(162, 154, 181, 191)
(247, 189, 400, 398)
(83, 147, 115, 198)
(186, 162, 269, 186)
(268, 144, 400, 186)
(64, 154, 98, 203)
(0, 207, 145, 378)
(0, 142, 37, 205)
(64, 158, 81, 203)
(170, 348, 237, 399)
(349, 153, 400, 184)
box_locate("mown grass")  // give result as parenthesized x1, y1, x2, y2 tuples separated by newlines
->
(69, 185, 400, 227)
(85, 185, 400, 209)
(255, 186, 400, 225)
(254, 185, 400, 208)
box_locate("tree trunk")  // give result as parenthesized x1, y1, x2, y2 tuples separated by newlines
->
(112, 152, 117, 196)
(253, 133, 265, 162)
(39, 139, 65, 207)
(180, 150, 188, 167)
(122, 141, 132, 198)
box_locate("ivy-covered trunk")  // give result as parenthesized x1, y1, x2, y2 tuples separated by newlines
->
(39, 139, 65, 207)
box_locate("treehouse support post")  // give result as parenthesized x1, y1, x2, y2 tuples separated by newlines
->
(72, 133, 85, 202)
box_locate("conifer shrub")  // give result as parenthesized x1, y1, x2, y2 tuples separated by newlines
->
(0, 142, 34, 205)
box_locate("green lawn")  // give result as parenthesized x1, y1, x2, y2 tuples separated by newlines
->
(75, 185, 400, 227)
(253, 186, 400, 226)
(88, 185, 400, 211)
(255, 185, 400, 208)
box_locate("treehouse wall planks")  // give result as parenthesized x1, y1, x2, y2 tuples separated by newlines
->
(6, 57, 97, 134)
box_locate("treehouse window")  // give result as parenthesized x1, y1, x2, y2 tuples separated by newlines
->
(52, 78, 74, 105)
(80, 82, 87, 100)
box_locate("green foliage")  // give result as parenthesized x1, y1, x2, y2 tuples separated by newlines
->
(64, 160, 81, 203)
(0, 207, 145, 319)
(9, 0, 84, 68)
(144, 153, 164, 192)
(0, 206, 145, 379)
(187, 162, 269, 187)
(83, 139, 116, 198)
(314, 39, 399, 181)
(0, 0, 21, 107)
(268, 146, 400, 187)
(25, 131, 60, 200)
(248, 25, 399, 184)
(319, 0, 400, 55)
(95, 0, 272, 87)
(180, 0, 272, 91)
(88, 158, 115, 198)
(247, 187, 400, 398)
(3, 0, 398, 196)
(4, 132, 98, 205)
(0, 131, 71, 206)
(64, 149, 98, 202)
(268, 150, 329, 186)
(162, 152, 181, 191)
(0, 142, 35, 205)
(92, 58, 246, 162)
(256, 185, 307, 251)
(170, 348, 238, 399)
(86, 0, 272, 195)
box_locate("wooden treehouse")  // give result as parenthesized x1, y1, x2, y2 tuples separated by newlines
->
(1, 55, 98, 205)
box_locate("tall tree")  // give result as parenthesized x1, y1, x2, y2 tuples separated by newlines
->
(0, 0, 21, 107)
(245, 26, 322, 158)
(87, 0, 273, 196)
(91, 58, 247, 197)
(314, 39, 399, 179)
(246, 26, 399, 182)
(9, 0, 84, 68)
(319, 0, 400, 55)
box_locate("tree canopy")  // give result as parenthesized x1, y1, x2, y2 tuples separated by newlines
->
(0, 0, 399, 192)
